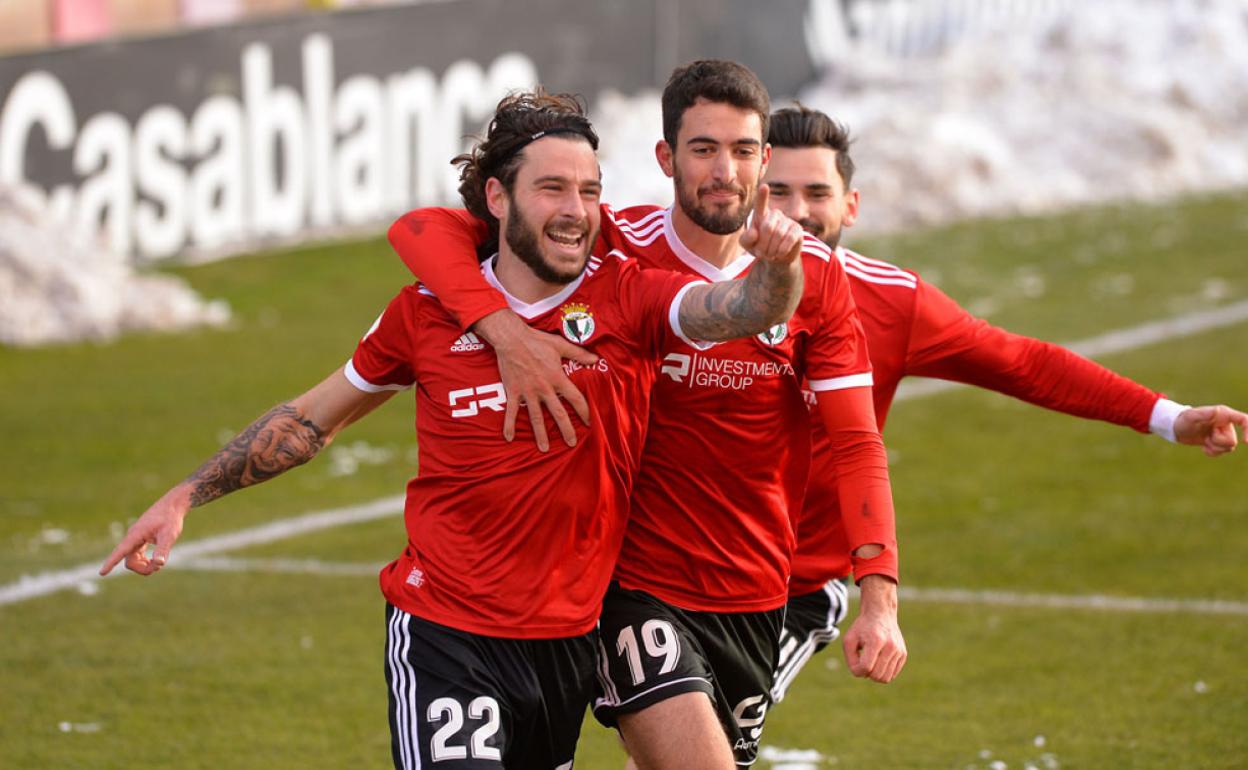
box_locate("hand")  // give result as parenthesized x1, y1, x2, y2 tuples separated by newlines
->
(1174, 404, 1248, 457)
(474, 309, 600, 452)
(842, 574, 907, 683)
(738, 184, 804, 265)
(99, 487, 190, 576)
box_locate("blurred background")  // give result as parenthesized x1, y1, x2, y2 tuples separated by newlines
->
(2, 2, 1246, 768)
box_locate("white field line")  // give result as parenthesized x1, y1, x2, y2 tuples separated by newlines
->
(0, 495, 404, 607)
(894, 297, 1248, 401)
(4, 299, 1248, 609)
(169, 557, 1248, 616)
(898, 586, 1248, 616)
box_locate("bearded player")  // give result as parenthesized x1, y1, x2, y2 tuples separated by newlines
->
(763, 103, 1248, 703)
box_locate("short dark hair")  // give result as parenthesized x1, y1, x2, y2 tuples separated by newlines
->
(454, 89, 599, 239)
(768, 104, 856, 188)
(661, 59, 770, 147)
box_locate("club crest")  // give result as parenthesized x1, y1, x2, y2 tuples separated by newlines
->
(757, 322, 787, 346)
(561, 302, 595, 343)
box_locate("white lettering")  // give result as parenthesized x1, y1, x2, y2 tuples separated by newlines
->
(0, 41, 540, 260)
(243, 43, 307, 238)
(188, 96, 245, 251)
(334, 74, 385, 224)
(133, 105, 189, 259)
(74, 112, 132, 256)
(0, 72, 76, 205)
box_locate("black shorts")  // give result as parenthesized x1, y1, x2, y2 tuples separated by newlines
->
(384, 603, 596, 770)
(771, 579, 850, 703)
(591, 583, 784, 766)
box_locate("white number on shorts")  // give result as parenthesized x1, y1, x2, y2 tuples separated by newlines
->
(616, 619, 681, 686)
(427, 695, 502, 762)
(468, 696, 502, 761)
(428, 697, 468, 761)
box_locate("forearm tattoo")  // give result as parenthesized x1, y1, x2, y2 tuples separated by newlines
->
(185, 403, 327, 507)
(678, 259, 804, 341)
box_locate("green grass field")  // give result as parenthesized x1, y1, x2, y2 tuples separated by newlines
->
(2, 192, 1246, 769)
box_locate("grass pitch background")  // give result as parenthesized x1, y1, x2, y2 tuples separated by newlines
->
(2, 192, 1246, 768)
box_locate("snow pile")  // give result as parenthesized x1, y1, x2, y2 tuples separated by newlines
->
(0, 184, 230, 347)
(594, 0, 1248, 233)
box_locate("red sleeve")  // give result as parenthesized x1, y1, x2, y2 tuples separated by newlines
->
(815, 386, 898, 583)
(347, 289, 418, 392)
(613, 260, 705, 355)
(387, 208, 506, 330)
(906, 279, 1159, 432)
(803, 240, 874, 389)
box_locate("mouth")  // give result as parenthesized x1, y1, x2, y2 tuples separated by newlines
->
(700, 186, 743, 204)
(544, 225, 588, 253)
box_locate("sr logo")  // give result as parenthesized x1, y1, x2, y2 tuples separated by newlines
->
(448, 382, 506, 417)
(661, 353, 691, 383)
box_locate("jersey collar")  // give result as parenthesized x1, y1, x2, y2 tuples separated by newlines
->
(481, 255, 588, 320)
(662, 207, 756, 282)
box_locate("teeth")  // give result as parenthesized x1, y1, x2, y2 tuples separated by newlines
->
(548, 231, 582, 245)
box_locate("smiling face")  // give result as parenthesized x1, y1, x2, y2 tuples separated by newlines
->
(659, 99, 770, 236)
(488, 135, 602, 286)
(764, 145, 859, 249)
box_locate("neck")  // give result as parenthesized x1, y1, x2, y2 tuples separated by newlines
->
(669, 204, 744, 270)
(493, 250, 568, 304)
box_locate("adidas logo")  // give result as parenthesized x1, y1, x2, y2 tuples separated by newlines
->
(450, 332, 486, 352)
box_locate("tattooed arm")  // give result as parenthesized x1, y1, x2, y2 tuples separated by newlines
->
(677, 184, 806, 342)
(100, 366, 394, 576)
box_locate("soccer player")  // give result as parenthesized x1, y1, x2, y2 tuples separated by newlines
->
(388, 62, 904, 769)
(762, 103, 1248, 703)
(98, 91, 810, 770)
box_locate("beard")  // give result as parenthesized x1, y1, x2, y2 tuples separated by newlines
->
(802, 219, 843, 250)
(673, 165, 755, 236)
(504, 196, 593, 285)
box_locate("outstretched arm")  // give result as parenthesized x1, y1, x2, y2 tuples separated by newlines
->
(677, 185, 805, 341)
(99, 367, 393, 576)
(906, 280, 1248, 455)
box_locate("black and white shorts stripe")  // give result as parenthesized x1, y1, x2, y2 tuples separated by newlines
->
(771, 579, 850, 703)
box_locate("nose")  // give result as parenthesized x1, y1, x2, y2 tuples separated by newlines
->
(711, 151, 735, 183)
(774, 192, 804, 223)
(558, 188, 588, 221)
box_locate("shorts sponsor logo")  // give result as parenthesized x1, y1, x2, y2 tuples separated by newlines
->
(450, 332, 486, 352)
(405, 567, 425, 588)
(660, 352, 795, 391)
(733, 693, 768, 742)
(560, 302, 595, 343)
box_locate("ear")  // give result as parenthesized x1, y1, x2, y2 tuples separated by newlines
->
(842, 188, 861, 229)
(485, 177, 508, 220)
(760, 142, 771, 174)
(655, 140, 675, 179)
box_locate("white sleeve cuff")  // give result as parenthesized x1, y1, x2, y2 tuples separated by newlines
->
(344, 359, 414, 393)
(808, 372, 874, 392)
(669, 280, 717, 351)
(1149, 398, 1190, 443)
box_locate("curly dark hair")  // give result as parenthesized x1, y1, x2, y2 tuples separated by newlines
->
(768, 103, 856, 188)
(453, 89, 599, 240)
(661, 59, 770, 147)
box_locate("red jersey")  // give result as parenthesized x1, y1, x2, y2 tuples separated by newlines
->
(600, 206, 883, 612)
(387, 206, 897, 615)
(789, 247, 1163, 594)
(349, 252, 701, 637)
